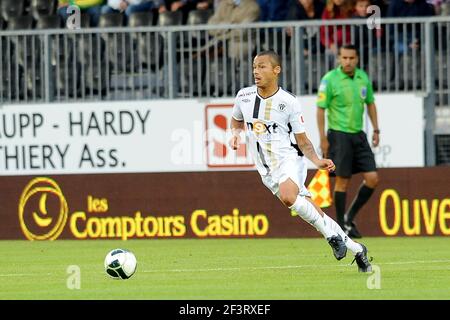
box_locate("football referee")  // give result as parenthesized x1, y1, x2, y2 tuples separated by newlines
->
(316, 44, 380, 239)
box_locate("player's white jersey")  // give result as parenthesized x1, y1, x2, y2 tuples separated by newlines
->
(232, 85, 306, 177)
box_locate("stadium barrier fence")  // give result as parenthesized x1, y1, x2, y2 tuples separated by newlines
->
(0, 17, 448, 105)
(1, 17, 449, 165)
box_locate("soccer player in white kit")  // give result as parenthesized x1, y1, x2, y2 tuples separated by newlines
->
(229, 50, 372, 272)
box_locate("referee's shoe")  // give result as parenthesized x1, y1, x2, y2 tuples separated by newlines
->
(344, 221, 362, 239)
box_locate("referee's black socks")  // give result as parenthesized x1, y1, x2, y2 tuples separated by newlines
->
(334, 191, 347, 228)
(345, 184, 375, 223)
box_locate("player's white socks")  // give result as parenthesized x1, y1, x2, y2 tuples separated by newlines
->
(289, 195, 336, 239)
(322, 214, 363, 254)
(289, 195, 363, 254)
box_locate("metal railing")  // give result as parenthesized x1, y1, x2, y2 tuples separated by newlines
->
(1, 17, 449, 165)
(0, 17, 449, 104)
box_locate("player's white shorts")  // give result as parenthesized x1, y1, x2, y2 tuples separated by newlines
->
(261, 156, 311, 199)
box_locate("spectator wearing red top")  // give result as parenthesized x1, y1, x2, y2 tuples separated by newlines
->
(352, 0, 382, 70)
(320, 0, 354, 59)
(387, 0, 434, 54)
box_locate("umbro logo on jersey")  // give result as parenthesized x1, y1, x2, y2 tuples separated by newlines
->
(278, 103, 286, 111)
(237, 91, 256, 98)
(242, 98, 251, 103)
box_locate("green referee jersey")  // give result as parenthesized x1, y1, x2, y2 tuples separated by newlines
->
(317, 66, 375, 133)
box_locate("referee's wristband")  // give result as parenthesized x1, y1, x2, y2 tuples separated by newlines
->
(373, 129, 380, 134)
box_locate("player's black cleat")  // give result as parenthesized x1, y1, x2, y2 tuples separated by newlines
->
(344, 222, 362, 239)
(327, 234, 347, 260)
(352, 243, 372, 273)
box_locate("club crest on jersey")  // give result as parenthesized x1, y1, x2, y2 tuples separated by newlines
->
(278, 103, 286, 111)
(360, 87, 367, 99)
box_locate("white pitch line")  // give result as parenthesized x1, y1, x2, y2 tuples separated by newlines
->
(0, 260, 449, 278)
(0, 273, 53, 277)
(140, 259, 450, 274)
(378, 259, 450, 265)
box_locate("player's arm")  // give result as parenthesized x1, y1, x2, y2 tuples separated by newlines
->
(294, 132, 335, 172)
(229, 93, 245, 150)
(289, 97, 334, 172)
(229, 117, 245, 150)
(367, 102, 380, 147)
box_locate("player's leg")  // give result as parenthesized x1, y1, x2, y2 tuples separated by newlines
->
(279, 178, 335, 239)
(303, 195, 372, 271)
(274, 156, 371, 266)
(273, 173, 371, 271)
(304, 194, 364, 254)
(280, 178, 361, 260)
(278, 159, 346, 258)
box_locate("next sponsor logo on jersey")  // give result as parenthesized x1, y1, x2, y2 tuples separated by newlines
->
(246, 121, 279, 135)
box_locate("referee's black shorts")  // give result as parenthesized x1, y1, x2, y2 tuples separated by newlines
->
(327, 129, 377, 178)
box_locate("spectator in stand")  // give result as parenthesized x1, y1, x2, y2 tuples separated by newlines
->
(101, 0, 160, 19)
(212, 0, 221, 10)
(57, 0, 105, 26)
(158, 0, 213, 24)
(286, 0, 326, 55)
(428, 0, 449, 51)
(352, 0, 383, 69)
(427, 0, 449, 15)
(257, 0, 290, 22)
(441, 0, 450, 15)
(320, 0, 354, 66)
(354, 0, 371, 17)
(206, 0, 260, 93)
(387, 0, 434, 54)
(372, 0, 389, 16)
(257, 0, 291, 55)
(388, 0, 435, 21)
(207, 0, 260, 60)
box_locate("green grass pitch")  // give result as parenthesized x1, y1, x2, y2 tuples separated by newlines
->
(1, 237, 449, 300)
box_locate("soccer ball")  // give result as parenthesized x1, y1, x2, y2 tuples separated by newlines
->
(104, 248, 137, 280)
